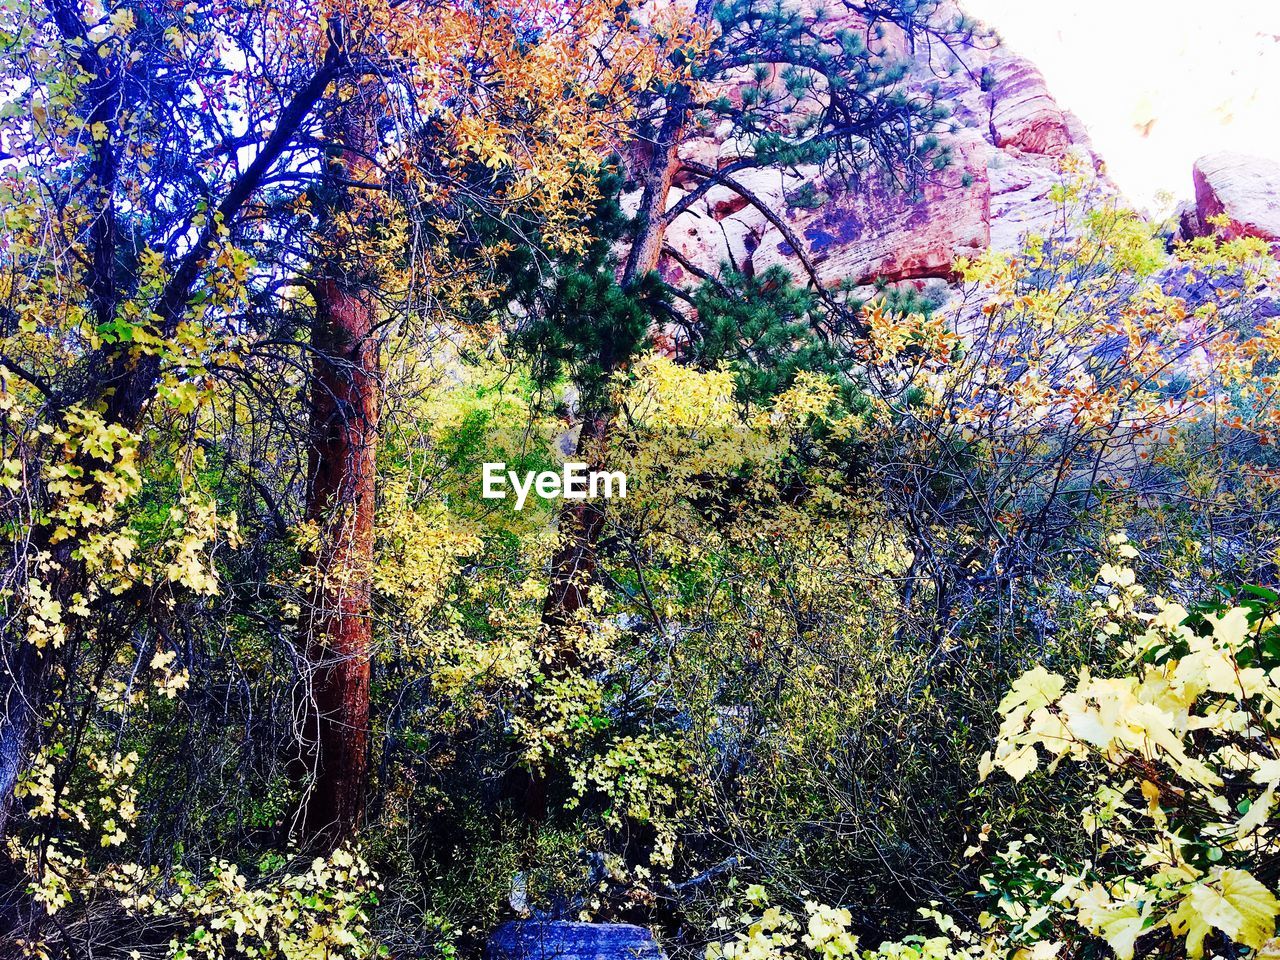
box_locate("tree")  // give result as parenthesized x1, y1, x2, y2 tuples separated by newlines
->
(0, 0, 676, 851)
(293, 80, 383, 846)
(268, 0, 681, 847)
(527, 0, 972, 632)
(0, 0, 350, 841)
(862, 183, 1280, 681)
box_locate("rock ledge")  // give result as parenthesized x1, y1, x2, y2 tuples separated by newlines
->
(485, 921, 668, 960)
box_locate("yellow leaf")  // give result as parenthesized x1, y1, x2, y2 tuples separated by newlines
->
(998, 666, 1065, 715)
(1000, 744, 1039, 782)
(1237, 786, 1276, 839)
(1175, 870, 1279, 956)
(1220, 869, 1280, 948)
(1075, 886, 1148, 960)
(109, 9, 135, 34)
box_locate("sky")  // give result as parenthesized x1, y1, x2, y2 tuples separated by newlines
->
(958, 0, 1280, 214)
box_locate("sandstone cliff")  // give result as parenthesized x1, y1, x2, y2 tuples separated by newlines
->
(637, 2, 1280, 305)
(638, 4, 1112, 299)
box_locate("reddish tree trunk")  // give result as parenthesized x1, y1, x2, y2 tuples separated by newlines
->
(294, 71, 383, 849)
(619, 90, 688, 286)
(298, 276, 379, 846)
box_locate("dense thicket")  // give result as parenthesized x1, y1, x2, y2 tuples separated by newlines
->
(3, 2, 1280, 959)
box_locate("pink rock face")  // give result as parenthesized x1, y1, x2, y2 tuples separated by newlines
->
(749, 150, 991, 288)
(1193, 153, 1280, 242)
(986, 57, 1073, 157)
(644, 10, 1109, 291)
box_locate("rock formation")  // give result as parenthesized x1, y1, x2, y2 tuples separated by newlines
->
(1190, 152, 1280, 243)
(642, 7, 1113, 295)
(486, 922, 668, 960)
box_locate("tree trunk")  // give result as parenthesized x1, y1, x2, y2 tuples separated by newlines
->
(541, 411, 613, 634)
(297, 276, 379, 847)
(0, 643, 50, 840)
(295, 81, 382, 849)
(538, 84, 693, 636)
(619, 89, 690, 288)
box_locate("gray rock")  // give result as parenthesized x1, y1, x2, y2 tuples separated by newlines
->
(485, 922, 667, 960)
(1193, 152, 1280, 242)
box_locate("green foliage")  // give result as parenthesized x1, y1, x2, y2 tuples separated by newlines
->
(510, 167, 663, 405)
(689, 266, 838, 402)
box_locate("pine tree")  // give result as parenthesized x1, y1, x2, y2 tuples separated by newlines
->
(530, 0, 977, 629)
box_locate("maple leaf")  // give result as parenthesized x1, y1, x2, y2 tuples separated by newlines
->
(1173, 870, 1280, 957)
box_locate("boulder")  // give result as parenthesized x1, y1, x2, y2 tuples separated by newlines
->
(659, 211, 758, 286)
(1174, 200, 1203, 242)
(485, 922, 668, 960)
(1192, 152, 1280, 241)
(987, 155, 1065, 252)
(987, 57, 1073, 157)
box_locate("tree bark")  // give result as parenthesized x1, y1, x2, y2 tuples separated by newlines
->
(541, 411, 613, 634)
(0, 644, 50, 840)
(619, 87, 691, 288)
(295, 83, 382, 849)
(297, 277, 379, 847)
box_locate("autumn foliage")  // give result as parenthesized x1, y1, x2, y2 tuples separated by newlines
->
(3, 1, 1280, 959)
